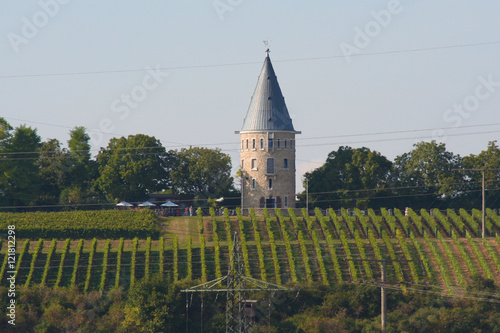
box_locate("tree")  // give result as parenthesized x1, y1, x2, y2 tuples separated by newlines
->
(59, 127, 100, 206)
(37, 138, 70, 205)
(95, 134, 171, 202)
(170, 147, 234, 201)
(302, 146, 392, 209)
(461, 141, 500, 208)
(391, 141, 462, 208)
(0, 125, 41, 207)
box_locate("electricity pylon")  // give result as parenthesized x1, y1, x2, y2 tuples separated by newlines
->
(181, 232, 291, 332)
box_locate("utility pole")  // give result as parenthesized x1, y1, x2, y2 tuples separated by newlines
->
(455, 168, 500, 238)
(345, 258, 420, 332)
(305, 177, 309, 212)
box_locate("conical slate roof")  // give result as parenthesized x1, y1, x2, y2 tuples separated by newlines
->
(240, 54, 296, 132)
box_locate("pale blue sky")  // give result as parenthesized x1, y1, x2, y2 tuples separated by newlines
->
(1, 0, 500, 192)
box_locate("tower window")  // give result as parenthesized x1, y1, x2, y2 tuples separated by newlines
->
(284, 158, 289, 170)
(284, 139, 287, 149)
(252, 139, 256, 150)
(241, 159, 244, 169)
(252, 178, 256, 190)
(260, 138, 264, 150)
(266, 158, 275, 174)
(246, 139, 249, 150)
(268, 138, 273, 148)
(290, 140, 294, 149)
(268, 178, 273, 190)
(284, 196, 288, 208)
(251, 158, 257, 170)
(277, 138, 281, 149)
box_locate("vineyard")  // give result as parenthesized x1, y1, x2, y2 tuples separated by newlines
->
(0, 210, 159, 238)
(2, 207, 500, 293)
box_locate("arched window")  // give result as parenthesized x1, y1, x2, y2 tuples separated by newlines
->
(260, 138, 264, 150)
(246, 139, 249, 150)
(252, 138, 256, 149)
(277, 138, 281, 149)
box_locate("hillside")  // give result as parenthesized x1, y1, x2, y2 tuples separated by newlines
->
(1, 207, 500, 293)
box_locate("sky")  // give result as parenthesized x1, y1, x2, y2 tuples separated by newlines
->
(1, 0, 500, 193)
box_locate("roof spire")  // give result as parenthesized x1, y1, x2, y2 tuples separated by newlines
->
(263, 39, 271, 57)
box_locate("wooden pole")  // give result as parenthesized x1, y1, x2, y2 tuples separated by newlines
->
(381, 261, 386, 331)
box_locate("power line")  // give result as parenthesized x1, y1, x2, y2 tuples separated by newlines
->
(1, 41, 499, 79)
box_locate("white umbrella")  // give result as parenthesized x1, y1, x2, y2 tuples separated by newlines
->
(138, 201, 156, 207)
(161, 200, 178, 207)
(116, 201, 133, 207)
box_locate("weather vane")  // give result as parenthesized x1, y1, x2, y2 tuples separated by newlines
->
(263, 39, 271, 55)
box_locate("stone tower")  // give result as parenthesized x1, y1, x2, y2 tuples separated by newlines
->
(236, 52, 300, 210)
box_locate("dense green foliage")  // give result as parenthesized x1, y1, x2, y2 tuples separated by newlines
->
(303, 141, 500, 210)
(2, 277, 500, 332)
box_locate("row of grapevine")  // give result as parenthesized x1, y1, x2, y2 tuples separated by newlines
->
(144, 237, 151, 281)
(100, 239, 111, 292)
(420, 209, 440, 236)
(187, 236, 192, 280)
(353, 230, 373, 280)
(409, 232, 432, 280)
(250, 208, 266, 281)
(433, 209, 453, 237)
(302, 209, 329, 285)
(84, 238, 97, 293)
(460, 209, 480, 235)
(236, 207, 251, 277)
(381, 208, 398, 235)
(406, 208, 425, 236)
(482, 238, 500, 275)
(173, 235, 179, 282)
(287, 207, 300, 235)
(472, 209, 493, 235)
(25, 239, 43, 287)
(40, 239, 56, 286)
(341, 208, 358, 236)
(380, 231, 404, 283)
(436, 232, 465, 287)
(395, 232, 419, 282)
(422, 232, 453, 288)
(368, 209, 384, 236)
(315, 208, 343, 283)
(71, 239, 84, 287)
(224, 208, 233, 270)
(329, 208, 344, 236)
(276, 209, 298, 283)
(263, 209, 281, 284)
(159, 237, 164, 277)
(447, 209, 466, 235)
(297, 230, 313, 283)
(130, 237, 138, 288)
(465, 232, 493, 279)
(55, 239, 70, 287)
(114, 238, 124, 288)
(209, 207, 222, 278)
(451, 232, 477, 277)
(198, 206, 208, 282)
(394, 208, 412, 236)
(339, 230, 358, 281)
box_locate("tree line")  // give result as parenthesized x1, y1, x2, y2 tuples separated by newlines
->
(2, 117, 500, 211)
(0, 118, 236, 210)
(302, 141, 500, 210)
